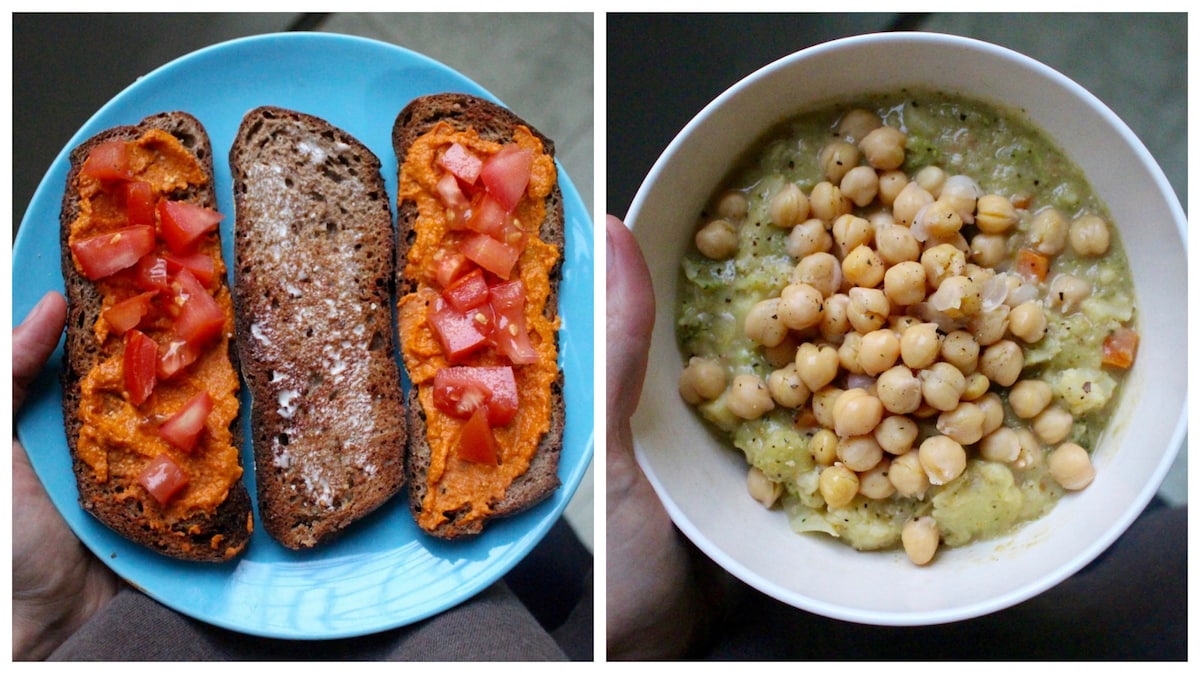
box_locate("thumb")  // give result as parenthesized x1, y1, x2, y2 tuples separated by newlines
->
(605, 215, 655, 427)
(13, 292, 67, 414)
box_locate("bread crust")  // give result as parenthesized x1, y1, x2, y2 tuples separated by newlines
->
(229, 106, 407, 549)
(59, 112, 253, 562)
(393, 93, 565, 538)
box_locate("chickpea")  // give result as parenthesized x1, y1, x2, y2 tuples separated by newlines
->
(874, 413, 919, 455)
(1029, 206, 1069, 256)
(967, 305, 1011, 347)
(918, 201, 965, 241)
(1009, 379, 1053, 419)
(902, 517, 940, 565)
(809, 181, 852, 223)
(833, 389, 884, 438)
(747, 466, 783, 508)
(777, 282, 825, 331)
(727, 374, 775, 420)
(694, 218, 739, 259)
(974, 194, 1019, 234)
(819, 463, 860, 509)
(678, 356, 727, 405)
(920, 362, 967, 412)
(882, 261, 927, 307)
(979, 427, 1021, 463)
(744, 298, 788, 347)
(939, 175, 981, 224)
(858, 329, 901, 377)
(888, 450, 929, 498)
(762, 334, 801, 369)
(876, 169, 908, 207)
(1008, 301, 1047, 342)
(819, 139, 861, 184)
(914, 165, 947, 197)
(865, 207, 896, 230)
(837, 108, 883, 144)
(832, 214, 873, 258)
(1012, 428, 1044, 471)
(787, 218, 834, 259)
(875, 224, 921, 265)
(888, 314, 922, 333)
(840, 165, 879, 207)
(767, 363, 811, 408)
(768, 182, 809, 228)
(940, 330, 980, 374)
(859, 125, 907, 170)
(842, 245, 885, 288)
(820, 293, 852, 341)
(1033, 404, 1074, 445)
(919, 434, 967, 485)
(837, 333, 866, 376)
(927, 275, 982, 318)
(1069, 214, 1111, 257)
(921, 243, 966, 289)
(970, 233, 1008, 268)
(976, 392, 1005, 436)
(892, 181, 934, 227)
(961, 372, 991, 401)
(936, 401, 986, 445)
(875, 366, 923, 415)
(847, 287, 890, 334)
(1048, 274, 1091, 314)
(978, 340, 1024, 387)
(900, 322, 943, 369)
(858, 458, 896, 500)
(793, 252, 843, 298)
(1048, 442, 1095, 490)
(810, 428, 840, 466)
(716, 190, 748, 222)
(838, 435, 884, 472)
(796, 343, 840, 392)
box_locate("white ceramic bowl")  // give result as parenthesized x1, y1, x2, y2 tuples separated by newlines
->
(626, 32, 1187, 626)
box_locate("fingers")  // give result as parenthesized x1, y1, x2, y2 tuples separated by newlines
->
(605, 215, 655, 425)
(13, 292, 67, 413)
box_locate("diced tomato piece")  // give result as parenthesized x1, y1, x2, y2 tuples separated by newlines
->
(158, 391, 213, 452)
(133, 255, 172, 292)
(104, 291, 158, 335)
(436, 172, 470, 226)
(158, 200, 223, 254)
(81, 140, 133, 182)
(164, 251, 216, 287)
(438, 142, 484, 185)
(480, 144, 533, 212)
(1102, 327, 1139, 369)
(460, 232, 522, 280)
(428, 298, 493, 362)
(171, 269, 226, 347)
(489, 280, 539, 365)
(466, 193, 512, 239)
(123, 329, 158, 405)
(121, 181, 158, 226)
(138, 453, 189, 505)
(433, 365, 519, 426)
(434, 249, 474, 288)
(1015, 248, 1050, 282)
(442, 268, 490, 312)
(70, 225, 157, 281)
(157, 339, 201, 380)
(457, 407, 498, 465)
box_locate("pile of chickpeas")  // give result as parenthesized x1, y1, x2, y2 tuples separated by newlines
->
(680, 107, 1113, 566)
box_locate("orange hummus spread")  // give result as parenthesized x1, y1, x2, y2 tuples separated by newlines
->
(397, 122, 560, 532)
(69, 130, 243, 523)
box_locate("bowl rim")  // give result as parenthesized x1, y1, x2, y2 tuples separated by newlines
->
(624, 30, 1188, 626)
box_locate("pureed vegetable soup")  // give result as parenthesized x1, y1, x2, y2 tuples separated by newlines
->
(675, 89, 1139, 566)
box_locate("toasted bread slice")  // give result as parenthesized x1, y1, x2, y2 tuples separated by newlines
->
(393, 93, 565, 538)
(59, 112, 253, 562)
(229, 106, 406, 549)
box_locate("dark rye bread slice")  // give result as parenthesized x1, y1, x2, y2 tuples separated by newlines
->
(59, 111, 253, 562)
(229, 106, 406, 549)
(392, 93, 566, 538)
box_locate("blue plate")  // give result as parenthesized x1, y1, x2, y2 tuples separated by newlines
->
(12, 32, 594, 640)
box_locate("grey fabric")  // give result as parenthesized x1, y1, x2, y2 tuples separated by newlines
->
(49, 580, 569, 661)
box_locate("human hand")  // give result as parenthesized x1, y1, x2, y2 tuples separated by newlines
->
(605, 216, 713, 659)
(12, 292, 119, 661)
